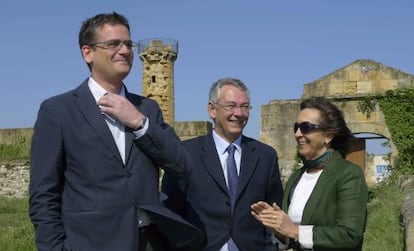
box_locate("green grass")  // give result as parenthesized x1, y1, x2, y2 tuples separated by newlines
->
(0, 181, 405, 250)
(363, 180, 404, 251)
(0, 197, 35, 251)
(0, 135, 31, 161)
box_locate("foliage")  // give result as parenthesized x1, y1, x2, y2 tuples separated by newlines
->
(378, 87, 414, 174)
(363, 179, 404, 251)
(0, 135, 31, 161)
(357, 97, 378, 119)
(357, 87, 414, 174)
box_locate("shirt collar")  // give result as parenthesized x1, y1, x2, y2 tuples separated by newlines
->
(88, 77, 125, 102)
(212, 130, 242, 154)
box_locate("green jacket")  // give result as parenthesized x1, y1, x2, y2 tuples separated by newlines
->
(282, 151, 368, 251)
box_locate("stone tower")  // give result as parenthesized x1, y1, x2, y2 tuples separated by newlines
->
(137, 38, 178, 124)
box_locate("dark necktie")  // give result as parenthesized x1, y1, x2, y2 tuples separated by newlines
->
(226, 144, 238, 209)
(226, 144, 239, 251)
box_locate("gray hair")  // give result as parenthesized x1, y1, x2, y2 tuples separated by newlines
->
(209, 78, 250, 103)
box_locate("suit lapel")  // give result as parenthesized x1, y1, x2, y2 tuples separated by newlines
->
(237, 138, 259, 199)
(73, 81, 123, 164)
(124, 127, 135, 164)
(282, 168, 305, 212)
(199, 134, 262, 201)
(200, 134, 228, 194)
(124, 91, 145, 165)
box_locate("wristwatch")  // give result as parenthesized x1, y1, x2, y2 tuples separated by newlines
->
(136, 117, 147, 130)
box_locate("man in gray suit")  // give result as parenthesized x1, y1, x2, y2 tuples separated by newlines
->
(29, 12, 203, 251)
(162, 78, 284, 251)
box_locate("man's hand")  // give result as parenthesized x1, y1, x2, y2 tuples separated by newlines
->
(98, 93, 145, 130)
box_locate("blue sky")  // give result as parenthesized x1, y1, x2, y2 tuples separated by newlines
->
(1, 1, 412, 154)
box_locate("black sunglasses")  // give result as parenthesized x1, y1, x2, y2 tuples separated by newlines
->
(294, 122, 325, 134)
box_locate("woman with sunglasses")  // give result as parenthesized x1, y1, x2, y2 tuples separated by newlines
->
(251, 96, 368, 251)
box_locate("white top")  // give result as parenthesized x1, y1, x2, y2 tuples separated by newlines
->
(288, 169, 323, 250)
(288, 170, 323, 223)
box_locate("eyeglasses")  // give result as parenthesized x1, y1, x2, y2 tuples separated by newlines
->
(214, 103, 252, 113)
(88, 39, 138, 51)
(294, 122, 325, 134)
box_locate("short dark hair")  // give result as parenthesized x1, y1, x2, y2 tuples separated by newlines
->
(300, 96, 354, 157)
(78, 12, 130, 49)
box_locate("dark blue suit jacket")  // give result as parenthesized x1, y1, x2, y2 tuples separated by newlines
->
(29, 80, 203, 251)
(162, 131, 284, 251)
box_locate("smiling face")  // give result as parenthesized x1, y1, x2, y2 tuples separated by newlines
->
(295, 108, 333, 160)
(81, 24, 134, 88)
(208, 85, 249, 143)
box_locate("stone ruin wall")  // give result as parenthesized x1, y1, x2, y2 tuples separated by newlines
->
(0, 128, 32, 197)
(260, 100, 300, 183)
(0, 160, 29, 198)
(302, 59, 414, 98)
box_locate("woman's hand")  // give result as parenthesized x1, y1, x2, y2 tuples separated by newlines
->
(251, 201, 298, 239)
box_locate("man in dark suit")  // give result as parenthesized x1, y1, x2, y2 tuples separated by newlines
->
(29, 12, 203, 251)
(162, 78, 284, 251)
